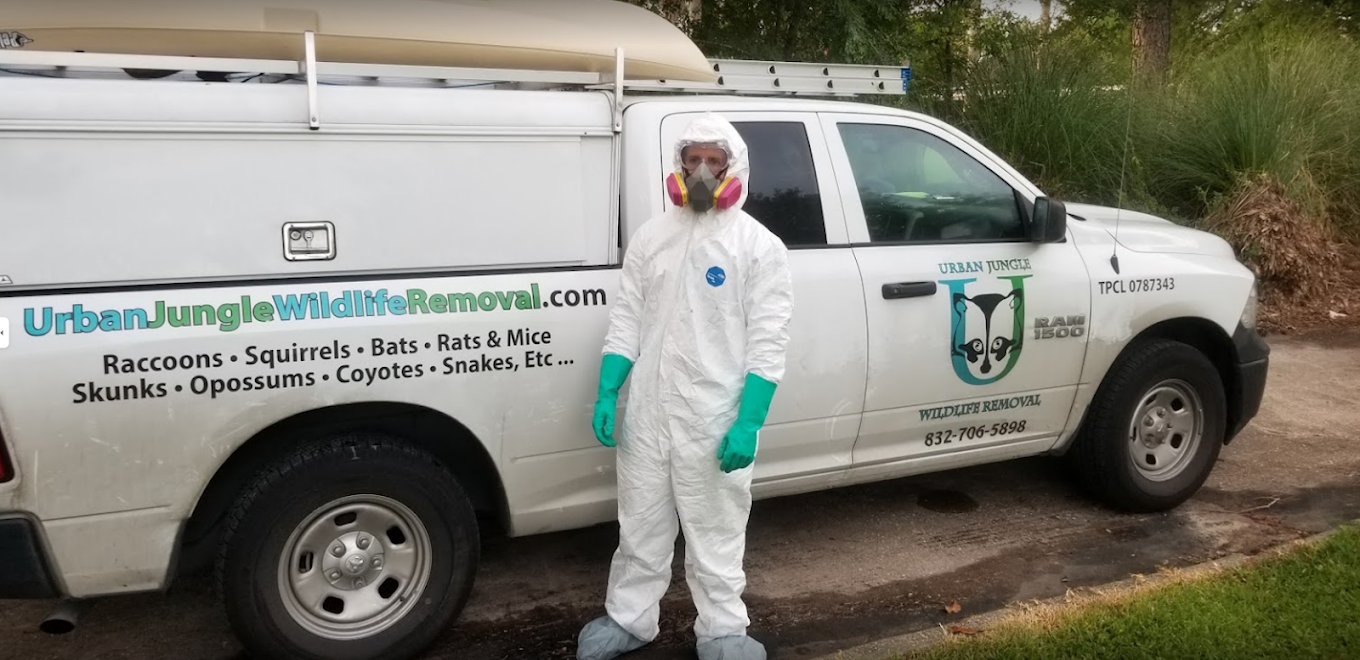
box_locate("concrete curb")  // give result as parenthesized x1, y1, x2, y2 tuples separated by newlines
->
(807, 524, 1353, 660)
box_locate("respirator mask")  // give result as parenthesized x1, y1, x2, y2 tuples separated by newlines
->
(665, 145, 743, 213)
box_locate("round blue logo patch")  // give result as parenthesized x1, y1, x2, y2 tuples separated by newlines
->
(705, 266, 727, 287)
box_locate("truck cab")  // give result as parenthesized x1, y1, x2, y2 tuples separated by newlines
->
(623, 97, 1267, 503)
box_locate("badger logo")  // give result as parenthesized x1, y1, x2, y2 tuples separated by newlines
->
(942, 275, 1031, 385)
(0, 32, 34, 49)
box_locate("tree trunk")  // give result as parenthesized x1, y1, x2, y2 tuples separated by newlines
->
(966, 0, 983, 65)
(1132, 0, 1172, 83)
(1035, 0, 1052, 71)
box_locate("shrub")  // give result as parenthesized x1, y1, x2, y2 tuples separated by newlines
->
(1141, 30, 1360, 240)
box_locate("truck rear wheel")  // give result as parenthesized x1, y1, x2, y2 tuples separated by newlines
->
(1071, 338, 1226, 512)
(216, 432, 478, 660)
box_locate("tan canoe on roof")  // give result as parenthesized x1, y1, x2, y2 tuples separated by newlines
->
(0, 0, 718, 82)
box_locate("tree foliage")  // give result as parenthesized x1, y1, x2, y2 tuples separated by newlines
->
(628, 0, 917, 63)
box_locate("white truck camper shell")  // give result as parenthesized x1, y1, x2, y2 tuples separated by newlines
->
(0, 1, 911, 292)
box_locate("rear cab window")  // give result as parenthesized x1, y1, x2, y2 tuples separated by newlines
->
(729, 121, 828, 247)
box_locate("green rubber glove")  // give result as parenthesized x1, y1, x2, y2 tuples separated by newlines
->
(592, 353, 634, 448)
(717, 373, 778, 473)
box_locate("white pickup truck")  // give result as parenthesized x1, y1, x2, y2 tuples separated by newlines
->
(0, 29, 1267, 660)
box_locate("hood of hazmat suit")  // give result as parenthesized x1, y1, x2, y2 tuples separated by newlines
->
(588, 113, 794, 655)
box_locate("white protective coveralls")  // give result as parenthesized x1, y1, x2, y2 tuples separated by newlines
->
(599, 113, 795, 644)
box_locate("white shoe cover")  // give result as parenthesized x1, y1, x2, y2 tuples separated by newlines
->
(577, 615, 648, 660)
(696, 634, 768, 660)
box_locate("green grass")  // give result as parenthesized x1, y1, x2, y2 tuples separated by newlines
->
(892, 524, 1360, 660)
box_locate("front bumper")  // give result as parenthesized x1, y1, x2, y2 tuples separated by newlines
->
(1227, 323, 1270, 442)
(0, 516, 60, 599)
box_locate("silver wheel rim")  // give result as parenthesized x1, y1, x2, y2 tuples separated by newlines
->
(1128, 379, 1204, 482)
(277, 494, 433, 641)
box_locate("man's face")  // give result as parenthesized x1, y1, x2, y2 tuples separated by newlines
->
(682, 144, 730, 178)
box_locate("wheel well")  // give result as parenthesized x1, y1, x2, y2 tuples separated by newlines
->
(1126, 317, 1241, 442)
(178, 402, 506, 571)
(1054, 316, 1241, 459)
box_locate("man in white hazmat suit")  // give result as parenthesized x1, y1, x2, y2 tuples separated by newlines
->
(576, 113, 794, 660)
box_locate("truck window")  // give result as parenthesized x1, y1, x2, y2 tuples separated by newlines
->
(837, 123, 1025, 244)
(730, 121, 827, 247)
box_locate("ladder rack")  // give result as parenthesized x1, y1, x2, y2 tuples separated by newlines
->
(617, 58, 912, 97)
(0, 46, 910, 94)
(0, 31, 911, 129)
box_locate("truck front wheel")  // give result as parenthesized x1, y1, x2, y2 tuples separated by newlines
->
(216, 432, 479, 660)
(1071, 338, 1227, 512)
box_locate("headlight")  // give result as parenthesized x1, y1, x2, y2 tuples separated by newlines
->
(1241, 281, 1259, 330)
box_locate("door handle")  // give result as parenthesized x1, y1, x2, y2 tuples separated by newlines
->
(882, 281, 937, 300)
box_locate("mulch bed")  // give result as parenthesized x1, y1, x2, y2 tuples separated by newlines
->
(1199, 174, 1359, 336)
(1257, 241, 1360, 336)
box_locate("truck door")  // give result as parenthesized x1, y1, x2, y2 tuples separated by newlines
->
(818, 113, 1092, 471)
(658, 111, 867, 487)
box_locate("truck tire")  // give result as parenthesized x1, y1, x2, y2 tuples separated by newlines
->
(1071, 338, 1226, 513)
(216, 432, 479, 660)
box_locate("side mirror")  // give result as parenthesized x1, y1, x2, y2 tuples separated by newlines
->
(1030, 197, 1068, 243)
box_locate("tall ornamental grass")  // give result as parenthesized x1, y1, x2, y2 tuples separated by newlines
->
(1144, 30, 1360, 240)
(941, 34, 1143, 208)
